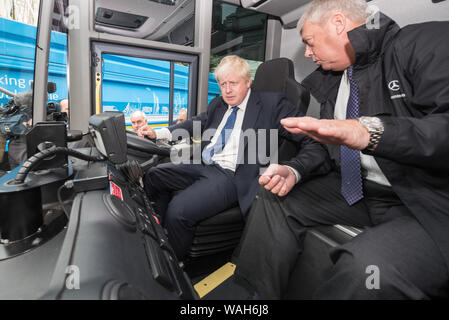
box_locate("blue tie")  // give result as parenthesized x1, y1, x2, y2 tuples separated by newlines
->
(340, 66, 364, 205)
(202, 106, 239, 164)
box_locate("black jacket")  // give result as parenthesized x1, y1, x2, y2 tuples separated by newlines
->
(167, 91, 329, 214)
(302, 14, 449, 268)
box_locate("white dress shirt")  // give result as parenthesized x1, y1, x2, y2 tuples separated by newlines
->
(203, 89, 250, 172)
(334, 69, 391, 187)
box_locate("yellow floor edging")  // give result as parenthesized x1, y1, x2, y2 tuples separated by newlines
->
(194, 262, 236, 299)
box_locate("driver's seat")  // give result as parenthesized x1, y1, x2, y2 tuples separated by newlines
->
(187, 58, 310, 260)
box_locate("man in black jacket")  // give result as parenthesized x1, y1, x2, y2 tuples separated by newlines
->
(139, 55, 327, 260)
(234, 0, 449, 299)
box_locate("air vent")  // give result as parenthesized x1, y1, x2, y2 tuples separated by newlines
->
(95, 8, 148, 29)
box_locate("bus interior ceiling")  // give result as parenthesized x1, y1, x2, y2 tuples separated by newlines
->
(94, 0, 195, 44)
(93, 0, 310, 42)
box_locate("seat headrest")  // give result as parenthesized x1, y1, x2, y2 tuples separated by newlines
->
(286, 78, 310, 115)
(252, 57, 310, 115)
(252, 58, 295, 93)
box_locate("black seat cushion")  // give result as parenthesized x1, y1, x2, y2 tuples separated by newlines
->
(285, 78, 310, 115)
(252, 58, 310, 115)
(252, 58, 294, 92)
(190, 206, 244, 257)
(196, 206, 243, 227)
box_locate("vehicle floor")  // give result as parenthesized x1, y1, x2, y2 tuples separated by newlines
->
(184, 250, 234, 280)
(184, 250, 253, 300)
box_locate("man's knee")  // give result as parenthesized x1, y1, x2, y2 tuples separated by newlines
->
(253, 185, 317, 230)
(165, 199, 195, 230)
(164, 203, 197, 257)
(144, 166, 163, 192)
(146, 165, 160, 180)
(331, 247, 385, 282)
(324, 246, 428, 299)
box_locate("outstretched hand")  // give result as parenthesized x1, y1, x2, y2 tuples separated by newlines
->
(138, 125, 156, 139)
(259, 164, 297, 197)
(281, 117, 370, 150)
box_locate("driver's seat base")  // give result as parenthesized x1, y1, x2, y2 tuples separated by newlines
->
(188, 206, 244, 258)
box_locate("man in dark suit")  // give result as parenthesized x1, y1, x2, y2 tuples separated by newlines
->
(234, 0, 449, 299)
(139, 55, 328, 260)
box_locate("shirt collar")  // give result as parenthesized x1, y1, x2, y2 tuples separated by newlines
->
(228, 89, 251, 112)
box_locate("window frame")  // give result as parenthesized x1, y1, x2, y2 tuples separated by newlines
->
(91, 41, 198, 127)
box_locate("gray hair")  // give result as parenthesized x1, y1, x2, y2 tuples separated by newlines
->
(130, 110, 147, 120)
(214, 55, 251, 83)
(297, 0, 370, 32)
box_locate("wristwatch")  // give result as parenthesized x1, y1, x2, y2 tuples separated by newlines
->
(358, 116, 384, 151)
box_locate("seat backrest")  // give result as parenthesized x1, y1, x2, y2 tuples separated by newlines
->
(252, 58, 311, 162)
(252, 58, 310, 115)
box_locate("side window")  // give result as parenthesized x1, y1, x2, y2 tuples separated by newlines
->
(173, 62, 189, 124)
(92, 43, 197, 132)
(0, 0, 41, 171)
(208, 0, 268, 103)
(0, 0, 40, 109)
(101, 55, 172, 130)
(48, 0, 69, 124)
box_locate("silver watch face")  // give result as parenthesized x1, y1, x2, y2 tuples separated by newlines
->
(359, 116, 383, 131)
(358, 117, 384, 150)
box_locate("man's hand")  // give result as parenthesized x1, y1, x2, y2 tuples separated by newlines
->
(280, 117, 370, 150)
(138, 125, 156, 139)
(259, 164, 297, 197)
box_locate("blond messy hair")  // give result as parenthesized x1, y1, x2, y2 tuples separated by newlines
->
(214, 55, 251, 83)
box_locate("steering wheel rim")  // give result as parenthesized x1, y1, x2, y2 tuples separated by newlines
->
(126, 131, 171, 157)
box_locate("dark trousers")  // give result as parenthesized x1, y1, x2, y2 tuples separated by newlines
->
(233, 171, 449, 299)
(144, 162, 239, 259)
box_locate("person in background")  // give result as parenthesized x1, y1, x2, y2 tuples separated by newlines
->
(59, 98, 69, 118)
(130, 110, 148, 134)
(176, 108, 188, 124)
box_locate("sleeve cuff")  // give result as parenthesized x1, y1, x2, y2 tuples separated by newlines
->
(363, 116, 397, 158)
(285, 165, 301, 184)
(155, 127, 172, 141)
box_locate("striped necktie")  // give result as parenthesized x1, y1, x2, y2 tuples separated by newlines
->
(340, 66, 364, 205)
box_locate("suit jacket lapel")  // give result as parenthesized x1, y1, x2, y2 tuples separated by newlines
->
(212, 98, 228, 129)
(201, 98, 228, 150)
(236, 91, 263, 168)
(241, 91, 262, 133)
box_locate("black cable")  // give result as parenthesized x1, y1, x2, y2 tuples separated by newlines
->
(13, 146, 105, 184)
(117, 160, 143, 185)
